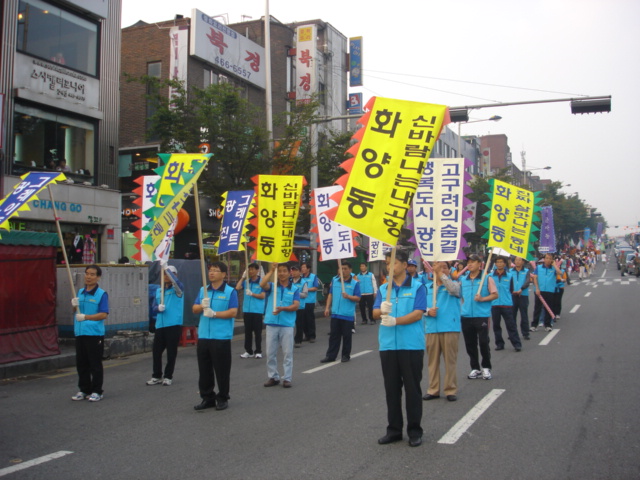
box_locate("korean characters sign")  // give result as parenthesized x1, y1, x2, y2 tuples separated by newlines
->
(190, 9, 266, 89)
(251, 175, 305, 263)
(485, 179, 539, 260)
(217, 190, 255, 254)
(413, 158, 466, 261)
(295, 25, 317, 106)
(313, 186, 355, 261)
(0, 172, 66, 235)
(334, 97, 448, 246)
(368, 237, 392, 262)
(134, 175, 160, 262)
(349, 37, 363, 87)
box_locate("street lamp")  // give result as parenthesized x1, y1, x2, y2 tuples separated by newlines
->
(523, 165, 551, 188)
(456, 115, 502, 173)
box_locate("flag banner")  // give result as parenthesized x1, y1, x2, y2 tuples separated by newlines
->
(464, 201, 477, 233)
(216, 190, 255, 254)
(539, 205, 556, 253)
(327, 96, 449, 246)
(584, 227, 591, 242)
(481, 178, 541, 260)
(407, 158, 472, 261)
(142, 153, 211, 258)
(310, 185, 358, 261)
(132, 175, 160, 262)
(0, 172, 66, 237)
(248, 175, 306, 263)
(596, 222, 603, 241)
(578, 238, 584, 249)
(368, 237, 392, 262)
(155, 217, 177, 266)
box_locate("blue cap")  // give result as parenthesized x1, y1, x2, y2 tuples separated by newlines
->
(407, 259, 418, 266)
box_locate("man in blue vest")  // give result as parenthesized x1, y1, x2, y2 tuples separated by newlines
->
(510, 257, 531, 341)
(192, 262, 239, 411)
(490, 256, 521, 351)
(321, 262, 361, 363)
(260, 263, 300, 388)
(71, 265, 109, 402)
(531, 253, 562, 332)
(373, 250, 427, 448)
(460, 254, 498, 380)
(291, 263, 309, 347)
(300, 262, 319, 342)
(147, 265, 184, 386)
(235, 262, 266, 359)
(356, 262, 378, 325)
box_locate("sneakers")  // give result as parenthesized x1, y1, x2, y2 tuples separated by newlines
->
(240, 352, 254, 359)
(530, 326, 537, 332)
(88, 393, 103, 402)
(162, 378, 172, 386)
(545, 326, 553, 332)
(482, 368, 492, 380)
(146, 377, 163, 385)
(554, 315, 561, 321)
(467, 369, 482, 379)
(255, 353, 263, 359)
(71, 391, 88, 401)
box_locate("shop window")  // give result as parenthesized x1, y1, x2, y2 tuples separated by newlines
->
(17, 0, 99, 76)
(12, 105, 96, 183)
(146, 62, 161, 141)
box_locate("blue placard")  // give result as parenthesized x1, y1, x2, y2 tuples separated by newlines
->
(349, 37, 363, 87)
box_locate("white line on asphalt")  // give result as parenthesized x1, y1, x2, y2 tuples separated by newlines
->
(600, 269, 606, 278)
(302, 350, 373, 374)
(0, 451, 73, 477)
(584, 292, 591, 297)
(438, 389, 505, 445)
(539, 329, 560, 346)
(622, 281, 629, 285)
(570, 304, 580, 313)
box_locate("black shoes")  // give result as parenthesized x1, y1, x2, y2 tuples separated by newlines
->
(264, 378, 280, 387)
(194, 399, 216, 411)
(446, 395, 457, 402)
(320, 357, 335, 363)
(409, 437, 422, 447)
(378, 433, 403, 445)
(422, 394, 440, 401)
(282, 380, 292, 388)
(495, 346, 505, 351)
(361, 321, 368, 325)
(515, 347, 522, 352)
(341, 356, 350, 363)
(215, 400, 228, 411)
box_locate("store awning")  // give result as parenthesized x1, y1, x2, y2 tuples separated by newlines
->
(0, 231, 61, 247)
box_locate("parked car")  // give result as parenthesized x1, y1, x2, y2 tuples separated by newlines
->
(626, 253, 640, 277)
(617, 248, 634, 270)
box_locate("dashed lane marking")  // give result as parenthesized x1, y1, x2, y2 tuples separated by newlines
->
(0, 451, 73, 477)
(539, 329, 560, 346)
(302, 350, 373, 374)
(438, 389, 505, 444)
(570, 304, 580, 314)
(584, 292, 591, 297)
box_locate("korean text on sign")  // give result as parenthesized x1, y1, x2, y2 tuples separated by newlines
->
(313, 185, 355, 261)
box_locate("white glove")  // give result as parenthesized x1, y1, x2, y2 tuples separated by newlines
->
(380, 315, 397, 327)
(76, 314, 86, 322)
(242, 270, 247, 279)
(245, 290, 253, 297)
(203, 308, 215, 318)
(71, 297, 79, 307)
(380, 301, 392, 315)
(201, 297, 211, 308)
(158, 304, 166, 312)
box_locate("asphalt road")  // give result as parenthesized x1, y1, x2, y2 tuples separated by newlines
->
(2, 257, 639, 480)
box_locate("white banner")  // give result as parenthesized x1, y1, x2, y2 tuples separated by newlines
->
(314, 185, 355, 261)
(295, 25, 317, 106)
(413, 158, 466, 261)
(368, 237, 392, 262)
(140, 175, 160, 262)
(169, 26, 189, 101)
(463, 201, 477, 233)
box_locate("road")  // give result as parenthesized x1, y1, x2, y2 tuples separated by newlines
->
(2, 257, 639, 479)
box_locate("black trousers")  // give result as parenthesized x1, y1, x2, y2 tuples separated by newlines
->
(532, 291, 554, 328)
(294, 309, 306, 343)
(243, 312, 263, 354)
(359, 295, 374, 323)
(380, 350, 424, 439)
(461, 316, 492, 370)
(303, 302, 316, 340)
(325, 317, 353, 360)
(552, 288, 564, 316)
(76, 335, 104, 395)
(152, 325, 182, 379)
(492, 306, 522, 349)
(512, 294, 530, 337)
(197, 339, 231, 402)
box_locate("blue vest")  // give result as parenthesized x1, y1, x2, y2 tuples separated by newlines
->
(197, 283, 237, 340)
(510, 267, 530, 295)
(292, 278, 307, 309)
(242, 277, 266, 314)
(155, 283, 184, 329)
(75, 287, 107, 337)
(490, 270, 513, 307)
(535, 265, 557, 292)
(460, 273, 492, 318)
(302, 273, 318, 303)
(376, 276, 426, 351)
(357, 271, 375, 295)
(330, 276, 360, 321)
(425, 282, 461, 333)
(556, 269, 566, 290)
(264, 282, 299, 327)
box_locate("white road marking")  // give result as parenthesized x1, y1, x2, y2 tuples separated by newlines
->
(597, 279, 606, 283)
(622, 281, 629, 285)
(570, 304, 580, 313)
(630, 278, 638, 282)
(0, 451, 73, 477)
(584, 292, 591, 297)
(438, 389, 505, 444)
(593, 284, 598, 288)
(604, 282, 612, 285)
(600, 269, 606, 278)
(302, 350, 373, 374)
(539, 329, 560, 346)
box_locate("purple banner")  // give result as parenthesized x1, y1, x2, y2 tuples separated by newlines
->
(596, 222, 603, 240)
(0, 172, 65, 230)
(539, 206, 556, 253)
(217, 190, 254, 254)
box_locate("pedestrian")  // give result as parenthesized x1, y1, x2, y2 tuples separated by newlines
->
(355, 262, 377, 325)
(300, 262, 320, 342)
(291, 264, 309, 348)
(71, 265, 109, 402)
(552, 262, 567, 321)
(407, 258, 420, 279)
(192, 262, 239, 411)
(459, 254, 498, 380)
(423, 261, 462, 402)
(490, 256, 522, 352)
(235, 262, 266, 359)
(320, 262, 361, 363)
(373, 250, 427, 447)
(260, 263, 300, 388)
(147, 265, 184, 386)
(531, 253, 562, 332)
(510, 257, 532, 340)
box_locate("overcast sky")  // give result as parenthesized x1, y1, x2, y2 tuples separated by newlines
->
(122, 0, 639, 238)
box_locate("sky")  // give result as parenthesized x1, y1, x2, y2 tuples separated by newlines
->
(121, 0, 640, 238)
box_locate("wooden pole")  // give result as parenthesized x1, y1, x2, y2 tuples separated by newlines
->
(160, 266, 165, 305)
(48, 185, 77, 305)
(193, 183, 208, 293)
(244, 242, 250, 291)
(385, 247, 397, 302)
(337, 258, 346, 294)
(476, 250, 494, 296)
(432, 267, 438, 309)
(273, 263, 278, 314)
